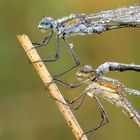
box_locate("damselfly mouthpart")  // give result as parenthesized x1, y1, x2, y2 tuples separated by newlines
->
(28, 4, 140, 81)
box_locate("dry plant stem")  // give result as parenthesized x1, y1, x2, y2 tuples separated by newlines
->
(17, 35, 88, 140)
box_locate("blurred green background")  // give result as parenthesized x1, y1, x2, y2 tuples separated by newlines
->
(1, 0, 140, 140)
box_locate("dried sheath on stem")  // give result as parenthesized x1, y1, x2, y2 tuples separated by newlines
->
(17, 34, 88, 140)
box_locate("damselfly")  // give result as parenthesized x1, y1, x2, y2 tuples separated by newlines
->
(58, 62, 140, 137)
(28, 4, 140, 79)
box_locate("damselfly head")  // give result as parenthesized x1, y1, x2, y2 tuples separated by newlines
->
(38, 17, 54, 31)
(76, 65, 96, 80)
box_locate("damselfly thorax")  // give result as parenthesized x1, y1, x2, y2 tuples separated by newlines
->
(30, 4, 140, 82)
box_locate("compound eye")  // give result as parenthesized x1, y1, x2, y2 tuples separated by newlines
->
(44, 21, 49, 25)
(41, 22, 47, 25)
(38, 17, 53, 30)
(43, 20, 52, 27)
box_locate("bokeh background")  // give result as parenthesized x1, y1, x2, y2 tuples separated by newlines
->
(1, 0, 140, 140)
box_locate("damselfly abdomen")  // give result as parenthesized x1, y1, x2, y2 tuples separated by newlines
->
(30, 4, 140, 81)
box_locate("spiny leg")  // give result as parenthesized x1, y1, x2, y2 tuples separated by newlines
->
(52, 79, 92, 109)
(47, 92, 69, 107)
(65, 88, 89, 109)
(53, 37, 80, 79)
(40, 35, 60, 62)
(31, 35, 60, 63)
(64, 91, 87, 109)
(45, 81, 88, 109)
(53, 78, 88, 106)
(73, 91, 87, 110)
(46, 87, 87, 109)
(26, 31, 54, 53)
(43, 75, 87, 107)
(82, 95, 109, 138)
(53, 78, 82, 88)
(44, 80, 71, 107)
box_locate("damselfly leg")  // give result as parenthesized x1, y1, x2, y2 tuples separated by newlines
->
(54, 78, 82, 88)
(29, 35, 60, 63)
(70, 88, 88, 110)
(47, 93, 69, 107)
(26, 31, 54, 53)
(53, 36, 80, 79)
(38, 35, 60, 62)
(82, 96, 109, 138)
(52, 78, 88, 109)
(28, 34, 80, 79)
